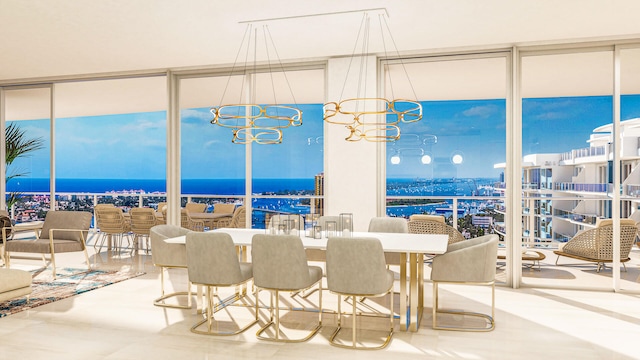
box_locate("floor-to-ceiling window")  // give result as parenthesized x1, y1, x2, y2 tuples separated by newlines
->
(520, 49, 625, 289)
(384, 54, 508, 283)
(54, 76, 167, 218)
(3, 86, 51, 221)
(179, 67, 325, 228)
(619, 46, 640, 291)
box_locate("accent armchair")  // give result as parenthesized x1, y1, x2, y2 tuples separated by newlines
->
(3, 211, 92, 280)
(554, 219, 637, 272)
(431, 234, 499, 331)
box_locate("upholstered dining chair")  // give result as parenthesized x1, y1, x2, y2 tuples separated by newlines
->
(150, 225, 192, 309)
(186, 231, 258, 335)
(408, 214, 466, 245)
(94, 206, 130, 253)
(326, 236, 395, 349)
(368, 216, 409, 265)
(3, 211, 93, 280)
(251, 234, 323, 342)
(554, 218, 638, 272)
(129, 207, 157, 253)
(431, 234, 499, 331)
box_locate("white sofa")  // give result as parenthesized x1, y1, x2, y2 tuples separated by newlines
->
(0, 268, 32, 302)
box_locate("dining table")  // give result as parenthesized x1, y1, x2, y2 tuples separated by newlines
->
(165, 227, 448, 332)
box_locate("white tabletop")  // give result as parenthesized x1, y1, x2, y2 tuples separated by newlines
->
(166, 228, 448, 255)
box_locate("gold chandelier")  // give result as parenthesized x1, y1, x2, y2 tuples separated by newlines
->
(323, 12, 422, 142)
(210, 24, 302, 144)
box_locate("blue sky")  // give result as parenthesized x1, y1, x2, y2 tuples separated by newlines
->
(8, 95, 640, 182)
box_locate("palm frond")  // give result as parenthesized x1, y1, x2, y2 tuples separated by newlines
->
(5, 122, 45, 165)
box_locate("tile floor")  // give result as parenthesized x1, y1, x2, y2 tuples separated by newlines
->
(1, 236, 640, 359)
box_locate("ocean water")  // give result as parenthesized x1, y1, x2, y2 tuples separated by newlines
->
(7, 178, 315, 195)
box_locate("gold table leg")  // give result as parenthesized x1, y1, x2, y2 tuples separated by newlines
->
(400, 252, 408, 331)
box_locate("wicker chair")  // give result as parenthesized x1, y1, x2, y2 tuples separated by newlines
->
(129, 207, 157, 253)
(94, 206, 131, 253)
(554, 219, 638, 272)
(408, 214, 466, 245)
(185, 202, 207, 213)
(216, 206, 246, 229)
(180, 209, 205, 232)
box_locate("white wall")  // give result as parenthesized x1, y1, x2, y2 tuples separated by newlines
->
(324, 56, 379, 231)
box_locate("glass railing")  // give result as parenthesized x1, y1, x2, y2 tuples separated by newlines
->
(553, 182, 611, 193)
(6, 192, 323, 230)
(560, 145, 606, 161)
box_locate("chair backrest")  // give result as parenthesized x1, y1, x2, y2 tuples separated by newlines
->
(368, 216, 408, 233)
(186, 231, 247, 286)
(185, 202, 207, 213)
(408, 216, 465, 244)
(229, 206, 246, 228)
(268, 214, 305, 231)
(150, 224, 189, 266)
(326, 236, 391, 295)
(431, 234, 499, 283)
(213, 203, 236, 214)
(594, 219, 637, 259)
(95, 207, 128, 234)
(40, 211, 92, 242)
(129, 207, 157, 235)
(252, 234, 311, 290)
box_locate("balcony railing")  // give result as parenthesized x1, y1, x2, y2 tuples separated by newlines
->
(553, 182, 611, 193)
(560, 145, 606, 161)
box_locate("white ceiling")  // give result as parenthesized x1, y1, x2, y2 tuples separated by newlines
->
(2, 0, 640, 119)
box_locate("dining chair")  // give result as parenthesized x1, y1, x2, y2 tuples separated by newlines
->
(408, 214, 466, 245)
(185, 202, 207, 213)
(186, 231, 258, 335)
(326, 236, 395, 349)
(129, 207, 157, 253)
(213, 203, 236, 214)
(368, 216, 408, 265)
(94, 206, 131, 253)
(431, 234, 499, 331)
(180, 209, 205, 232)
(216, 206, 246, 229)
(251, 234, 323, 342)
(150, 225, 192, 309)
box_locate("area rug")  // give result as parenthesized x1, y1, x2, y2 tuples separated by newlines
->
(0, 267, 145, 318)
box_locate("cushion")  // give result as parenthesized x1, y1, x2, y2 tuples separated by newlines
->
(409, 214, 445, 223)
(39, 211, 92, 242)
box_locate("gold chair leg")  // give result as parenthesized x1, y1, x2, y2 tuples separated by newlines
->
(256, 284, 322, 343)
(153, 267, 192, 309)
(432, 281, 495, 332)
